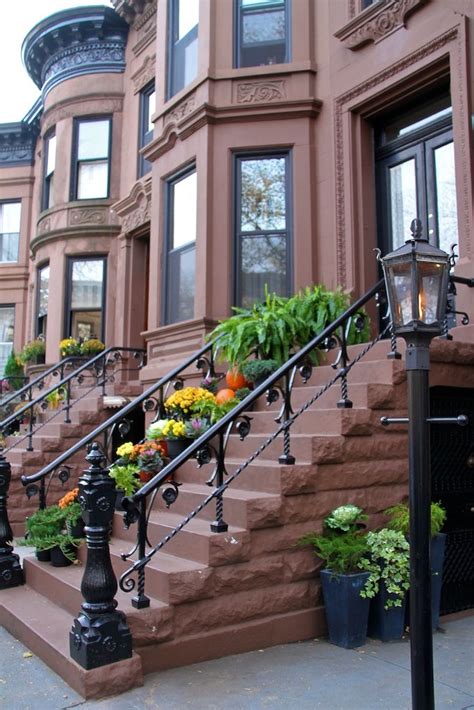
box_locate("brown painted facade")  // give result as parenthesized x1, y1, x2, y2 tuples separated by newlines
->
(0, 0, 472, 380)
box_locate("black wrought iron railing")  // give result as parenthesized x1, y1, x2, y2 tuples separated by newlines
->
(0, 347, 146, 455)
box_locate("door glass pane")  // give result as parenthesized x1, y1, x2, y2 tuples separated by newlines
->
(241, 234, 287, 307)
(172, 172, 197, 248)
(71, 260, 104, 309)
(0, 306, 14, 375)
(241, 158, 286, 231)
(78, 121, 109, 160)
(434, 142, 458, 254)
(389, 159, 417, 248)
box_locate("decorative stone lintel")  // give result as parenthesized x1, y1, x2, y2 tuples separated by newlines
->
(112, 176, 152, 235)
(335, 0, 430, 50)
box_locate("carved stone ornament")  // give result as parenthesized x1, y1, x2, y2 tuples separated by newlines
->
(114, 179, 152, 234)
(335, 0, 429, 50)
(37, 217, 52, 235)
(132, 54, 156, 93)
(164, 95, 197, 125)
(236, 80, 287, 104)
(69, 208, 107, 227)
(42, 43, 126, 95)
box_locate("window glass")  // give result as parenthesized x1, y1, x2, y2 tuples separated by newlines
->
(237, 0, 288, 68)
(167, 247, 196, 322)
(172, 172, 197, 248)
(0, 306, 14, 375)
(46, 135, 56, 176)
(178, 0, 199, 38)
(242, 8, 285, 45)
(37, 264, 49, 337)
(77, 162, 109, 200)
(78, 121, 110, 160)
(146, 90, 156, 134)
(0, 203, 21, 263)
(67, 258, 105, 340)
(389, 159, 417, 249)
(241, 158, 286, 231)
(236, 154, 290, 307)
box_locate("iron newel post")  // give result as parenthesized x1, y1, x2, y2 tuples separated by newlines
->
(380, 219, 468, 710)
(0, 451, 24, 589)
(70, 443, 132, 669)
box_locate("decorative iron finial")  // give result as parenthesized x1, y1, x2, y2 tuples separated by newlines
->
(410, 218, 423, 240)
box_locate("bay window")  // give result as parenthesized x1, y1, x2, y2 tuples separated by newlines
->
(0, 202, 21, 263)
(66, 257, 106, 340)
(71, 118, 111, 200)
(167, 0, 199, 98)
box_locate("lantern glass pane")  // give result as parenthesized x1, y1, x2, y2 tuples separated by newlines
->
(386, 262, 413, 327)
(417, 260, 444, 324)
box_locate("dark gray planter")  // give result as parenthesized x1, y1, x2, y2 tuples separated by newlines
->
(368, 585, 407, 641)
(320, 569, 370, 649)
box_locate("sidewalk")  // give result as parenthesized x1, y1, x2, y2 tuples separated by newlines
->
(1, 614, 473, 710)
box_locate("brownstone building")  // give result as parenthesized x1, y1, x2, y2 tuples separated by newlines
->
(0, 0, 473, 697)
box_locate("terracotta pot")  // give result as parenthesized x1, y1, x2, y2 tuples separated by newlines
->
(139, 470, 153, 483)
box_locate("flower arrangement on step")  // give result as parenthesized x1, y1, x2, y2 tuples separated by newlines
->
(109, 439, 167, 486)
(58, 487, 84, 537)
(59, 337, 105, 358)
(18, 501, 83, 566)
(20, 338, 46, 365)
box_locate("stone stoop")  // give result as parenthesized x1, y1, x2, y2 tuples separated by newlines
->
(6, 382, 142, 534)
(1, 337, 473, 698)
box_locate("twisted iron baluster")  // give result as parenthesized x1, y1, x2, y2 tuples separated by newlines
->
(336, 322, 352, 409)
(64, 378, 72, 423)
(387, 326, 402, 360)
(278, 370, 295, 464)
(211, 430, 228, 532)
(132, 498, 150, 608)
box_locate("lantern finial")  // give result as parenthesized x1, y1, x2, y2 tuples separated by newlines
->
(410, 218, 423, 241)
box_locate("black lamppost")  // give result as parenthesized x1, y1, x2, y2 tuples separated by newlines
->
(381, 219, 450, 710)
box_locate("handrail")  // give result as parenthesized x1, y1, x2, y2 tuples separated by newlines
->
(0, 357, 83, 413)
(21, 339, 216, 485)
(1, 347, 143, 435)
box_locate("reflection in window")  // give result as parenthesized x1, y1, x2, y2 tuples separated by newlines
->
(0, 202, 21, 263)
(164, 168, 196, 324)
(36, 264, 50, 338)
(236, 154, 291, 307)
(236, 0, 289, 68)
(139, 82, 156, 177)
(72, 119, 111, 199)
(43, 133, 56, 210)
(434, 142, 458, 254)
(66, 258, 106, 340)
(168, 0, 199, 98)
(0, 305, 14, 375)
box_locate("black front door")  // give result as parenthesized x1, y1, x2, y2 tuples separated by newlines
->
(430, 386, 474, 615)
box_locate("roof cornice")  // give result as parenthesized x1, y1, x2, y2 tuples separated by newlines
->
(22, 6, 128, 100)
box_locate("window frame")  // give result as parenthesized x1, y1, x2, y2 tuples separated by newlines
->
(233, 150, 293, 308)
(167, 0, 199, 100)
(70, 116, 112, 201)
(64, 255, 107, 341)
(138, 81, 156, 178)
(42, 130, 56, 212)
(35, 262, 50, 338)
(0, 200, 21, 264)
(234, 0, 291, 69)
(0, 304, 15, 376)
(162, 163, 197, 325)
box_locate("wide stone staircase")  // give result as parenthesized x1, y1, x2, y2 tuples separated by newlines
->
(0, 339, 420, 698)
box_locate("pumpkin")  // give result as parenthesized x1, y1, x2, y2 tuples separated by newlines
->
(216, 388, 236, 404)
(225, 367, 247, 391)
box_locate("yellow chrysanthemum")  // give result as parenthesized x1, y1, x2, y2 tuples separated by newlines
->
(116, 441, 135, 457)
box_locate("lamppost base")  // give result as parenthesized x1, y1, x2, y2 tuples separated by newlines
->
(0, 548, 24, 589)
(70, 610, 133, 670)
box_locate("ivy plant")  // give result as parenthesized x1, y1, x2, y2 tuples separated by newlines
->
(358, 528, 410, 609)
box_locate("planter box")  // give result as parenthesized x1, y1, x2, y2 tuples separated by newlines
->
(368, 585, 407, 642)
(320, 569, 370, 649)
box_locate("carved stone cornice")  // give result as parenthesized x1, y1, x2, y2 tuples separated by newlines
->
(0, 124, 37, 167)
(335, 0, 429, 50)
(22, 7, 128, 99)
(113, 0, 155, 25)
(113, 177, 152, 234)
(132, 54, 156, 93)
(41, 95, 124, 135)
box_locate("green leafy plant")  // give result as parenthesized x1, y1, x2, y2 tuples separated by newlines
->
(19, 531, 83, 561)
(80, 338, 105, 356)
(384, 501, 446, 538)
(24, 505, 67, 539)
(209, 285, 369, 368)
(298, 530, 369, 575)
(108, 463, 141, 496)
(3, 350, 24, 389)
(45, 386, 66, 409)
(192, 396, 240, 425)
(240, 359, 279, 385)
(20, 339, 46, 365)
(358, 529, 410, 608)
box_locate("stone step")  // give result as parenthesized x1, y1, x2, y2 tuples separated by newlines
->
(243, 406, 372, 436)
(112, 508, 249, 567)
(0, 584, 143, 699)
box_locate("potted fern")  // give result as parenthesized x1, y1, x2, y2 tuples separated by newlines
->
(359, 528, 410, 642)
(298, 505, 370, 649)
(384, 501, 447, 630)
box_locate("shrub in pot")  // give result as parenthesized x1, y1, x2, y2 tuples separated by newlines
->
(19, 504, 67, 562)
(240, 359, 279, 387)
(359, 528, 410, 641)
(299, 504, 370, 649)
(20, 339, 46, 366)
(384, 501, 447, 629)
